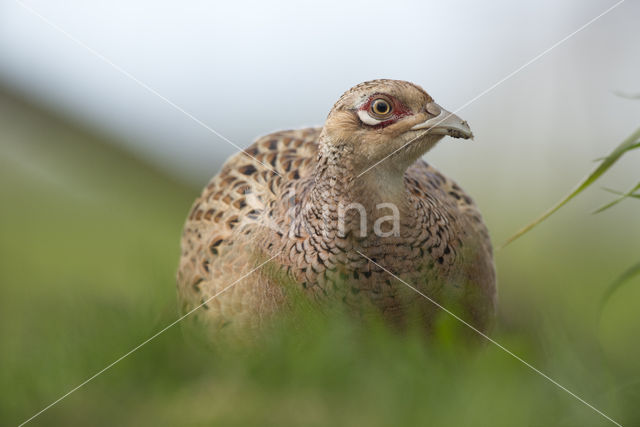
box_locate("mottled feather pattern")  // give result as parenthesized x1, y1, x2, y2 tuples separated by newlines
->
(178, 80, 496, 338)
(179, 129, 494, 334)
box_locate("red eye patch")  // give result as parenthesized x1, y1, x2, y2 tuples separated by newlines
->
(358, 94, 412, 128)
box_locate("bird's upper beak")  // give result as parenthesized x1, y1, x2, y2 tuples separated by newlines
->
(410, 102, 473, 139)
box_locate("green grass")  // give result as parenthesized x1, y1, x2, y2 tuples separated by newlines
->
(502, 127, 640, 248)
(1, 93, 639, 426)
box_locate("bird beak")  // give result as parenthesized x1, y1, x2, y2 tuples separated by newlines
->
(410, 102, 473, 139)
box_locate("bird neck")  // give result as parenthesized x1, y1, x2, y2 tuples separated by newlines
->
(300, 140, 411, 240)
(312, 140, 408, 203)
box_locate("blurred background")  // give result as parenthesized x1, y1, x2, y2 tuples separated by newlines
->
(1, 0, 639, 426)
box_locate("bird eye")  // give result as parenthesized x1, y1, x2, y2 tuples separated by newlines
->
(369, 97, 393, 118)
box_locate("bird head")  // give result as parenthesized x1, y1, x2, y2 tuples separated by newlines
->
(320, 79, 472, 175)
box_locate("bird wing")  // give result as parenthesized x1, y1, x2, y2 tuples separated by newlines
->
(177, 128, 321, 318)
(406, 159, 491, 245)
(405, 159, 496, 325)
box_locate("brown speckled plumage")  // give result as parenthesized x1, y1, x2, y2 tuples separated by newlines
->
(178, 79, 496, 338)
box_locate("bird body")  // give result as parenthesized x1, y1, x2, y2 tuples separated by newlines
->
(178, 80, 496, 338)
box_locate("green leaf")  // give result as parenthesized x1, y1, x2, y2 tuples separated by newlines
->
(600, 261, 640, 315)
(500, 127, 640, 249)
(592, 182, 640, 214)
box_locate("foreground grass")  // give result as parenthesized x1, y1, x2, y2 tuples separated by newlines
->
(1, 94, 639, 426)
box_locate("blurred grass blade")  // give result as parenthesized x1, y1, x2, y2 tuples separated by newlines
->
(600, 261, 640, 314)
(593, 182, 640, 213)
(601, 187, 625, 196)
(594, 142, 640, 161)
(613, 90, 640, 100)
(501, 128, 640, 248)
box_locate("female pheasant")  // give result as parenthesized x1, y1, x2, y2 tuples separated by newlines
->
(178, 79, 496, 338)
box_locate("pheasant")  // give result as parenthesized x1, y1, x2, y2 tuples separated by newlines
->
(178, 79, 496, 338)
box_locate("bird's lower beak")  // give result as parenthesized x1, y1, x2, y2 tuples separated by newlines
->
(410, 102, 473, 139)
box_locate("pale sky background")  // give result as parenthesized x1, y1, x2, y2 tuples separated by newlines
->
(1, 0, 638, 199)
